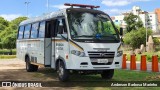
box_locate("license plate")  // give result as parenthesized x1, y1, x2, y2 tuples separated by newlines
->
(97, 59, 108, 63)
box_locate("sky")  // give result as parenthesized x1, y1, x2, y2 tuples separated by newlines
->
(0, 0, 160, 21)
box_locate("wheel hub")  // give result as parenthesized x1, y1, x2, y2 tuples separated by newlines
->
(59, 65, 64, 77)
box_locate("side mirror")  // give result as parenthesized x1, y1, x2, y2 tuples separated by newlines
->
(58, 25, 63, 34)
(120, 27, 123, 36)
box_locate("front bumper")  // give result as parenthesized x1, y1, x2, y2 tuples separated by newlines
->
(66, 55, 122, 70)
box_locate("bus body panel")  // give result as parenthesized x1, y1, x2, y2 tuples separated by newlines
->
(52, 37, 70, 68)
(65, 42, 122, 70)
(17, 38, 52, 66)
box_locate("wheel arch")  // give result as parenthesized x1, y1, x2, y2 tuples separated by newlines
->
(55, 56, 67, 70)
(25, 53, 30, 62)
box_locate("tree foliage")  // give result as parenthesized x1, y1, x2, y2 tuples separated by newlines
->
(124, 27, 152, 49)
(0, 16, 27, 49)
(124, 13, 143, 32)
(0, 17, 9, 32)
(10, 17, 28, 30)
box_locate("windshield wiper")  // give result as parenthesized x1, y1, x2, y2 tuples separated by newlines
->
(104, 35, 119, 41)
(94, 35, 119, 41)
(74, 35, 94, 38)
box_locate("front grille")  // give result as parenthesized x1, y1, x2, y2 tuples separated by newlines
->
(88, 51, 115, 65)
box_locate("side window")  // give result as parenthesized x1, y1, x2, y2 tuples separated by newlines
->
(24, 24, 31, 39)
(31, 22, 39, 38)
(38, 21, 45, 38)
(46, 20, 57, 38)
(18, 26, 24, 39)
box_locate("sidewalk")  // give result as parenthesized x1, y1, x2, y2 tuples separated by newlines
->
(125, 61, 160, 72)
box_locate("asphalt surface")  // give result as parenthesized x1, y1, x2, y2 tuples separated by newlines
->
(126, 61, 160, 72)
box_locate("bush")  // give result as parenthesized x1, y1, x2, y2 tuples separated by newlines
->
(0, 55, 16, 59)
(12, 49, 16, 55)
(126, 52, 160, 62)
(126, 54, 141, 61)
(145, 52, 153, 62)
(153, 37, 160, 45)
(0, 49, 16, 55)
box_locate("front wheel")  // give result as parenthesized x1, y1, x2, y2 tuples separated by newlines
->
(101, 69, 114, 79)
(57, 61, 69, 82)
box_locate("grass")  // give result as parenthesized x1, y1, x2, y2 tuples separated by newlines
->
(113, 69, 160, 81)
(32, 69, 160, 90)
(0, 55, 16, 59)
(84, 87, 160, 90)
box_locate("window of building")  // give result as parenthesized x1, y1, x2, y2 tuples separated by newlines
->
(38, 21, 45, 38)
(31, 22, 39, 38)
(24, 24, 31, 39)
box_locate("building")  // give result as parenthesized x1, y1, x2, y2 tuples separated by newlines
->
(148, 12, 158, 33)
(111, 15, 126, 28)
(155, 8, 160, 33)
(155, 8, 160, 23)
(112, 6, 159, 33)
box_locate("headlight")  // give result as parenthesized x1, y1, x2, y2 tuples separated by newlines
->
(71, 50, 86, 57)
(117, 44, 123, 57)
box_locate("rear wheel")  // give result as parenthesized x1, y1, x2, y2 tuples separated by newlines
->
(101, 69, 114, 79)
(26, 56, 38, 72)
(57, 61, 69, 82)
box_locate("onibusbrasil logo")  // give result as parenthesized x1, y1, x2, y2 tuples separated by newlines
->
(1, 82, 42, 87)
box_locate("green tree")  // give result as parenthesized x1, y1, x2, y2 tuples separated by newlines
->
(10, 17, 28, 31)
(124, 13, 143, 32)
(0, 17, 27, 49)
(124, 27, 152, 49)
(2, 31, 17, 49)
(0, 17, 9, 32)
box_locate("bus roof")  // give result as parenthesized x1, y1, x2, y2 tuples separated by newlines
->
(19, 9, 66, 26)
(19, 7, 107, 26)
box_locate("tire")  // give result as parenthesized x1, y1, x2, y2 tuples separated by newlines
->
(57, 61, 69, 82)
(26, 57, 38, 72)
(101, 69, 114, 79)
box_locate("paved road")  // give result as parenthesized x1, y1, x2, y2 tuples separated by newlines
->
(126, 61, 160, 72)
(0, 58, 25, 70)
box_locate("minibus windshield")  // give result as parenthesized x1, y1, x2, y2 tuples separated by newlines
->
(67, 11, 120, 43)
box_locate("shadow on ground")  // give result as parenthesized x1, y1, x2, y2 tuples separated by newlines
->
(0, 68, 113, 88)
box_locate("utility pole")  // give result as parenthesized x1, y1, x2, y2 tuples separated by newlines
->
(146, 15, 150, 47)
(24, 2, 30, 17)
(47, 0, 49, 12)
(146, 24, 147, 45)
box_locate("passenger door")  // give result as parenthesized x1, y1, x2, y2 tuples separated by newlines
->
(44, 20, 54, 67)
(38, 20, 53, 66)
(52, 18, 69, 68)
